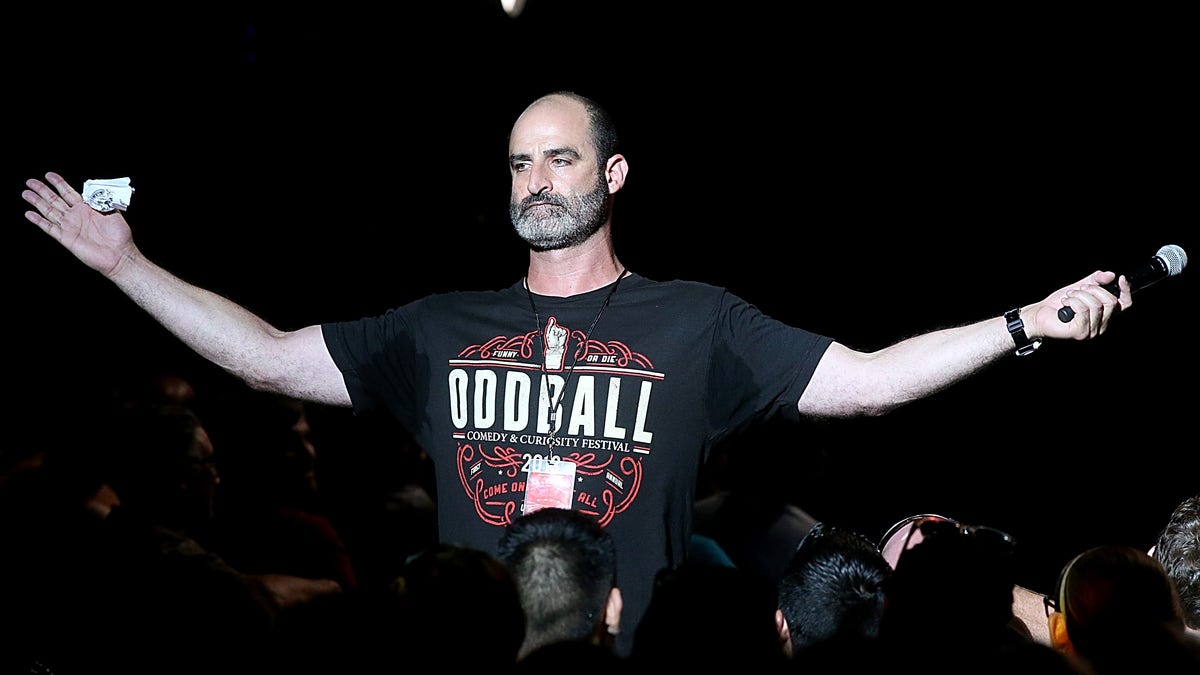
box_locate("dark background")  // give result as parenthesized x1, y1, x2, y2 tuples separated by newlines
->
(5, 2, 1195, 593)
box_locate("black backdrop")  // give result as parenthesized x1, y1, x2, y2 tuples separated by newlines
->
(5, 2, 1194, 594)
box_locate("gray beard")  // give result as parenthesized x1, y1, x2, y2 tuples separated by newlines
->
(510, 179, 609, 251)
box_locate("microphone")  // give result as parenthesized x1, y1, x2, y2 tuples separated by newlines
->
(1057, 244, 1188, 322)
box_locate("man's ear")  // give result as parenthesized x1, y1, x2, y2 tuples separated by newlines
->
(1048, 611, 1073, 654)
(775, 608, 793, 658)
(604, 587, 623, 636)
(605, 154, 628, 193)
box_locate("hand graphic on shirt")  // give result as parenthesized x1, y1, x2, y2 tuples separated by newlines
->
(543, 316, 568, 371)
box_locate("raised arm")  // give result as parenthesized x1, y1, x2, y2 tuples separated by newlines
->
(797, 270, 1130, 418)
(22, 172, 351, 407)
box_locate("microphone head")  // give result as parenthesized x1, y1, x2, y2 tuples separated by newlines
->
(1156, 244, 1188, 276)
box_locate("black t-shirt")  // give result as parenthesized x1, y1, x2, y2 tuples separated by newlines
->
(322, 273, 833, 655)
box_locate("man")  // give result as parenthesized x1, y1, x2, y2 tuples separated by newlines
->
(1151, 494, 1200, 636)
(777, 522, 891, 657)
(21, 90, 1130, 655)
(496, 506, 622, 660)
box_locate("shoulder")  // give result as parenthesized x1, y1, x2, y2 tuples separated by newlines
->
(326, 281, 527, 326)
(620, 273, 737, 304)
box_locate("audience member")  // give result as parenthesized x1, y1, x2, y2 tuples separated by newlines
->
(303, 402, 439, 590)
(1151, 493, 1200, 635)
(1046, 543, 1200, 674)
(879, 512, 1052, 645)
(878, 513, 1043, 671)
(496, 506, 622, 660)
(206, 388, 358, 590)
(776, 520, 890, 663)
(272, 541, 525, 672)
(692, 423, 819, 590)
(631, 562, 789, 669)
(0, 406, 114, 675)
(391, 543, 526, 669)
(87, 400, 342, 674)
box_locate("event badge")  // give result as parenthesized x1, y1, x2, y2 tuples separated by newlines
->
(523, 456, 577, 515)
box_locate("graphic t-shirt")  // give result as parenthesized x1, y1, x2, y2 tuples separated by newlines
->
(322, 273, 833, 655)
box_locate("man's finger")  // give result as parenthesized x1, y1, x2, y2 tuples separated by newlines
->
(46, 172, 84, 206)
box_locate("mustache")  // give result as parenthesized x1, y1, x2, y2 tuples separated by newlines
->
(519, 193, 568, 211)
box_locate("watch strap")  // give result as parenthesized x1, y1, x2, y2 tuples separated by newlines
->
(1005, 308, 1042, 356)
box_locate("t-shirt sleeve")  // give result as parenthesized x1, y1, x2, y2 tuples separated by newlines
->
(708, 291, 834, 433)
(321, 308, 420, 431)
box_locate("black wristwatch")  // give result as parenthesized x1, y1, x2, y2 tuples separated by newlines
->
(1005, 308, 1042, 356)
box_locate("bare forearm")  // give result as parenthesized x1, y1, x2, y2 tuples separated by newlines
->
(107, 249, 342, 403)
(800, 266, 1127, 420)
(800, 316, 1011, 418)
(862, 316, 1012, 408)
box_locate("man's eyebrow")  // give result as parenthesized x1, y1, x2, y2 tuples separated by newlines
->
(509, 148, 582, 164)
(544, 147, 581, 159)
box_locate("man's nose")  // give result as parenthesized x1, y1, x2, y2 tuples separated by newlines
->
(525, 162, 552, 194)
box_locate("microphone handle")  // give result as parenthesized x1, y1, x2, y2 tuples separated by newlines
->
(1057, 254, 1176, 323)
(1057, 280, 1121, 322)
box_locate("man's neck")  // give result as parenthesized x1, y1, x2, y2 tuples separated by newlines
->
(525, 238, 625, 297)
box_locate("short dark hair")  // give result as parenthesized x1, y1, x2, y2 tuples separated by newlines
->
(497, 507, 617, 652)
(777, 522, 891, 650)
(540, 90, 620, 171)
(1152, 495, 1200, 630)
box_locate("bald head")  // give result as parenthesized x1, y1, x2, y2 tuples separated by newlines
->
(512, 91, 620, 173)
(507, 92, 626, 252)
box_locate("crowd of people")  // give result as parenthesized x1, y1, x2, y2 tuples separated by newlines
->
(1, 363, 1196, 672)
(1, 380, 1195, 673)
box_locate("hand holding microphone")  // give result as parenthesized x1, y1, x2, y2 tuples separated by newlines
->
(1057, 244, 1188, 322)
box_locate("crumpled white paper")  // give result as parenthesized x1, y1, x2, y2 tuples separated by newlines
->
(83, 177, 135, 212)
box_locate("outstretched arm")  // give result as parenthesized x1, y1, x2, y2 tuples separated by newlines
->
(22, 172, 351, 406)
(797, 270, 1129, 418)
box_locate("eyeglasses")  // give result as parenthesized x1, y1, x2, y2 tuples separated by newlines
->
(879, 513, 1016, 569)
(1043, 593, 1059, 618)
(1044, 550, 1080, 618)
(793, 521, 879, 557)
(879, 514, 951, 568)
(794, 521, 831, 553)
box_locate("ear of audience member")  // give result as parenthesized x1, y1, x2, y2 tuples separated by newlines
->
(1151, 493, 1200, 635)
(777, 521, 890, 660)
(496, 507, 622, 660)
(1047, 543, 1200, 674)
(631, 562, 789, 669)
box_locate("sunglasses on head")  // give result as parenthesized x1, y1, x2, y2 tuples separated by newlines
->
(794, 521, 878, 557)
(879, 513, 1016, 569)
